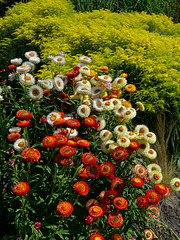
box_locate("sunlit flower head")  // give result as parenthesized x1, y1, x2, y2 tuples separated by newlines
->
(38, 79, 53, 89)
(147, 205, 160, 219)
(113, 77, 127, 88)
(92, 99, 104, 112)
(114, 106, 127, 117)
(146, 189, 161, 204)
(73, 181, 89, 196)
(66, 128, 78, 139)
(89, 205, 103, 218)
(84, 117, 96, 127)
(14, 138, 28, 152)
(143, 149, 157, 160)
(79, 56, 91, 64)
(170, 177, 180, 192)
(16, 110, 32, 120)
(57, 201, 73, 217)
(117, 136, 130, 148)
(101, 140, 114, 153)
(100, 130, 113, 142)
(77, 139, 90, 148)
(11, 58, 22, 65)
(110, 98, 121, 110)
(114, 125, 128, 138)
(25, 51, 38, 59)
(134, 165, 147, 178)
(144, 132, 156, 144)
(161, 185, 171, 197)
(16, 120, 30, 128)
(12, 182, 29, 196)
(144, 229, 153, 240)
(7, 132, 21, 142)
(22, 148, 41, 162)
(28, 85, 44, 100)
(66, 118, 80, 129)
(77, 104, 91, 118)
(125, 84, 136, 92)
(90, 233, 105, 240)
(136, 195, 149, 207)
(108, 211, 123, 228)
(42, 136, 57, 148)
(91, 87, 104, 98)
(131, 177, 144, 188)
(154, 184, 167, 194)
(53, 56, 66, 65)
(80, 66, 91, 76)
(99, 75, 112, 83)
(17, 65, 31, 74)
(19, 73, 35, 86)
(113, 197, 128, 210)
(102, 100, 114, 111)
(29, 56, 40, 64)
(54, 76, 64, 91)
(47, 112, 61, 126)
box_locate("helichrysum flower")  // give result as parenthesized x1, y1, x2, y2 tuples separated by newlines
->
(73, 181, 89, 196)
(91, 87, 104, 98)
(113, 77, 127, 88)
(144, 229, 153, 240)
(88, 205, 103, 218)
(29, 56, 40, 64)
(79, 56, 91, 64)
(57, 201, 73, 217)
(114, 125, 128, 138)
(19, 73, 35, 86)
(149, 171, 163, 184)
(101, 140, 114, 153)
(117, 137, 130, 148)
(76, 85, 91, 95)
(143, 149, 157, 160)
(147, 163, 162, 174)
(100, 130, 113, 142)
(28, 85, 44, 100)
(134, 165, 147, 179)
(79, 66, 91, 76)
(113, 197, 128, 210)
(53, 76, 64, 91)
(53, 56, 66, 65)
(77, 104, 91, 118)
(22, 148, 41, 162)
(38, 79, 53, 89)
(114, 106, 127, 117)
(108, 211, 123, 228)
(14, 138, 27, 152)
(137, 140, 150, 154)
(47, 111, 61, 126)
(99, 75, 112, 83)
(170, 177, 180, 191)
(12, 182, 29, 196)
(110, 176, 125, 193)
(110, 98, 121, 110)
(102, 100, 114, 111)
(147, 205, 160, 219)
(92, 99, 104, 112)
(25, 51, 38, 59)
(11, 58, 22, 65)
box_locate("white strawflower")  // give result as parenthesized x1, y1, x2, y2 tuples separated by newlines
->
(14, 138, 28, 152)
(8, 73, 16, 81)
(9, 127, 21, 133)
(53, 76, 64, 91)
(29, 56, 40, 64)
(0, 87, 2, 94)
(76, 85, 91, 95)
(0, 95, 4, 101)
(101, 140, 114, 153)
(147, 163, 162, 174)
(17, 65, 31, 74)
(102, 100, 114, 111)
(25, 51, 38, 59)
(19, 73, 35, 86)
(76, 80, 91, 88)
(114, 106, 127, 117)
(38, 79, 53, 89)
(114, 125, 128, 138)
(66, 128, 78, 138)
(21, 61, 35, 71)
(79, 56, 91, 64)
(47, 55, 54, 60)
(47, 112, 61, 126)
(113, 77, 127, 88)
(53, 56, 66, 66)
(79, 66, 90, 76)
(99, 75, 112, 83)
(28, 85, 43, 100)
(92, 98, 104, 112)
(100, 130, 113, 142)
(91, 87, 104, 98)
(11, 58, 22, 65)
(149, 171, 163, 184)
(143, 149, 157, 160)
(117, 136, 131, 148)
(77, 104, 91, 118)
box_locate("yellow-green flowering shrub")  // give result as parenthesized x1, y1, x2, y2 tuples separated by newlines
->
(0, 1, 180, 114)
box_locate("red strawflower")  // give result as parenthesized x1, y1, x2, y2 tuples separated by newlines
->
(88, 205, 103, 218)
(147, 205, 160, 219)
(12, 182, 29, 196)
(54, 153, 69, 164)
(81, 152, 97, 165)
(73, 181, 89, 196)
(66, 140, 77, 147)
(7, 132, 21, 142)
(57, 201, 73, 217)
(42, 136, 57, 148)
(90, 234, 105, 240)
(128, 141, 140, 152)
(40, 117, 47, 123)
(131, 177, 144, 188)
(78, 168, 89, 178)
(161, 185, 171, 198)
(110, 177, 125, 193)
(102, 190, 119, 205)
(66, 118, 80, 128)
(98, 203, 110, 215)
(33, 222, 42, 229)
(77, 139, 90, 148)
(84, 117, 96, 127)
(137, 195, 149, 207)
(113, 197, 128, 210)
(54, 133, 68, 146)
(110, 233, 123, 240)
(8, 64, 16, 70)
(108, 211, 123, 228)
(112, 147, 129, 161)
(16, 110, 33, 120)
(22, 148, 41, 162)
(43, 89, 50, 96)
(86, 199, 99, 211)
(100, 162, 115, 177)
(59, 145, 76, 158)
(85, 215, 94, 224)
(16, 120, 30, 128)
(146, 189, 161, 204)
(53, 118, 66, 126)
(154, 184, 167, 195)
(86, 163, 101, 179)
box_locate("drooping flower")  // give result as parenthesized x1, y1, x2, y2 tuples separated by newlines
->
(9, 127, 21, 133)
(22, 148, 41, 162)
(110, 233, 123, 240)
(170, 177, 180, 192)
(16, 120, 30, 128)
(81, 153, 97, 165)
(144, 132, 156, 144)
(108, 211, 123, 228)
(136, 101, 145, 111)
(100, 162, 115, 177)
(84, 117, 96, 127)
(136, 195, 149, 207)
(112, 147, 129, 161)
(12, 182, 29, 196)
(57, 201, 73, 217)
(113, 197, 128, 210)
(90, 233, 105, 240)
(16, 110, 33, 120)
(134, 165, 147, 179)
(28, 85, 44, 100)
(144, 229, 153, 240)
(88, 205, 103, 218)
(7, 132, 21, 142)
(110, 177, 125, 193)
(73, 181, 89, 196)
(66, 118, 80, 129)
(146, 189, 161, 204)
(86, 163, 101, 179)
(8, 160, 15, 166)
(147, 205, 160, 219)
(42, 136, 57, 148)
(131, 177, 144, 188)
(102, 190, 119, 205)
(85, 215, 94, 224)
(78, 168, 89, 178)
(59, 145, 76, 158)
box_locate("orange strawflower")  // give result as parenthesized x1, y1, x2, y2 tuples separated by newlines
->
(57, 201, 73, 217)
(84, 117, 96, 127)
(7, 132, 21, 142)
(110, 233, 123, 240)
(16, 110, 32, 120)
(86, 199, 99, 211)
(42, 136, 57, 148)
(78, 168, 89, 178)
(89, 205, 103, 218)
(53, 118, 66, 126)
(66, 118, 80, 128)
(53, 133, 68, 146)
(100, 66, 108, 71)
(98, 203, 110, 215)
(125, 84, 136, 93)
(59, 145, 76, 158)
(108, 211, 123, 228)
(131, 177, 144, 188)
(113, 197, 128, 210)
(16, 120, 30, 128)
(77, 139, 90, 148)
(12, 182, 29, 196)
(90, 234, 105, 240)
(73, 181, 89, 196)
(22, 148, 41, 162)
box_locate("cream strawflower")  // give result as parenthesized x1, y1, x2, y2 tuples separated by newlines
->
(136, 101, 145, 111)
(147, 164, 162, 175)
(101, 140, 114, 153)
(114, 106, 127, 117)
(28, 85, 44, 100)
(9, 127, 21, 133)
(47, 112, 61, 126)
(76, 80, 91, 88)
(95, 116, 106, 130)
(123, 108, 136, 120)
(100, 130, 113, 142)
(102, 100, 114, 111)
(11, 58, 22, 65)
(92, 99, 104, 112)
(14, 138, 28, 152)
(25, 51, 38, 59)
(114, 125, 128, 138)
(17, 65, 31, 74)
(91, 87, 104, 98)
(0, 87, 2, 94)
(53, 56, 66, 65)
(38, 79, 53, 89)
(19, 73, 35, 86)
(109, 142, 119, 151)
(143, 149, 157, 160)
(56, 74, 68, 86)
(79, 56, 91, 64)
(29, 56, 40, 64)
(99, 75, 112, 83)
(117, 136, 131, 148)
(144, 132, 156, 144)
(137, 140, 150, 154)
(54, 76, 64, 91)
(90, 76, 101, 86)
(21, 61, 35, 71)
(76, 85, 91, 95)
(170, 178, 180, 192)
(66, 128, 78, 138)
(125, 131, 136, 140)
(0, 95, 4, 101)
(113, 77, 127, 88)
(79, 66, 91, 76)
(110, 98, 122, 110)
(77, 104, 91, 118)
(135, 124, 149, 135)
(74, 73, 82, 82)
(149, 171, 163, 184)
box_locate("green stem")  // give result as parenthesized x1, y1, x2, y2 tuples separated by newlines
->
(27, 162, 31, 182)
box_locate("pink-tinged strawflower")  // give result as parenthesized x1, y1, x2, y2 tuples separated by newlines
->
(108, 211, 123, 228)
(22, 148, 41, 162)
(81, 152, 97, 165)
(110, 177, 125, 193)
(42, 136, 57, 148)
(86, 163, 101, 179)
(131, 177, 144, 188)
(134, 165, 147, 179)
(112, 147, 129, 161)
(146, 189, 161, 204)
(144, 229, 153, 240)
(33, 222, 42, 229)
(85, 215, 94, 224)
(57, 201, 73, 217)
(88, 205, 103, 218)
(73, 181, 89, 196)
(100, 162, 115, 177)
(12, 182, 29, 196)
(137, 195, 149, 207)
(147, 205, 160, 219)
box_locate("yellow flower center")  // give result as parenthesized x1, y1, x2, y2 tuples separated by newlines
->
(57, 81, 61, 87)
(121, 137, 127, 142)
(149, 149, 154, 154)
(147, 133, 153, 137)
(70, 129, 75, 134)
(103, 132, 109, 137)
(92, 206, 100, 213)
(105, 101, 111, 105)
(51, 115, 57, 121)
(26, 76, 31, 81)
(57, 58, 62, 61)
(20, 66, 26, 68)
(26, 150, 36, 157)
(104, 76, 109, 79)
